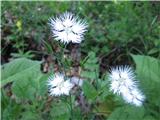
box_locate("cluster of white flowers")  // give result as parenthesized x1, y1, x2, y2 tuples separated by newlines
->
(47, 73, 74, 96)
(48, 12, 146, 107)
(47, 12, 87, 96)
(49, 12, 88, 44)
(109, 66, 145, 106)
(48, 12, 88, 96)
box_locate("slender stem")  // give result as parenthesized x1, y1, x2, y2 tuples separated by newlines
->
(61, 44, 67, 74)
(69, 93, 73, 119)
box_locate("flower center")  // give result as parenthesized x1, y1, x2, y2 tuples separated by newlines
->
(118, 77, 127, 86)
(64, 26, 72, 34)
(57, 81, 65, 90)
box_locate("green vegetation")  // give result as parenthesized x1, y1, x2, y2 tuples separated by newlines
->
(1, 1, 160, 120)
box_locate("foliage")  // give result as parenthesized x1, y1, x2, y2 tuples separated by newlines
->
(106, 55, 160, 120)
(50, 100, 71, 120)
(132, 55, 160, 119)
(1, 1, 160, 120)
(108, 105, 155, 120)
(1, 58, 41, 86)
(81, 51, 99, 80)
(82, 80, 98, 101)
(1, 58, 49, 119)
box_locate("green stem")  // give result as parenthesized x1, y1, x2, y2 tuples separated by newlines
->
(61, 44, 67, 74)
(69, 93, 73, 119)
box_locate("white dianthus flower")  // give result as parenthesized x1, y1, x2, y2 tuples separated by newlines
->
(109, 66, 136, 94)
(109, 66, 145, 106)
(47, 73, 73, 96)
(122, 88, 145, 106)
(49, 12, 88, 44)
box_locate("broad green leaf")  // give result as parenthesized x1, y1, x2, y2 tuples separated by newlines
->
(82, 80, 98, 101)
(11, 73, 48, 100)
(132, 55, 160, 82)
(131, 55, 160, 106)
(1, 58, 41, 87)
(1, 58, 49, 100)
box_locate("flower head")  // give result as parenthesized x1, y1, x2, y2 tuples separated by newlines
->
(109, 65, 145, 106)
(47, 73, 73, 96)
(49, 12, 88, 44)
(109, 66, 136, 94)
(122, 88, 145, 106)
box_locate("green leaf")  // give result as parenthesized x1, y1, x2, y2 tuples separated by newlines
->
(148, 48, 160, 55)
(72, 107, 82, 120)
(1, 58, 41, 87)
(108, 105, 155, 120)
(20, 104, 43, 120)
(81, 71, 98, 80)
(82, 80, 98, 101)
(11, 73, 48, 100)
(20, 111, 42, 120)
(2, 90, 22, 120)
(1, 58, 49, 100)
(131, 55, 160, 106)
(42, 40, 53, 54)
(81, 52, 99, 80)
(2, 103, 22, 120)
(94, 96, 116, 117)
(50, 101, 70, 120)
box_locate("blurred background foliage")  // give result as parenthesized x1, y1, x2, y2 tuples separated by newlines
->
(2, 1, 160, 62)
(1, 1, 160, 120)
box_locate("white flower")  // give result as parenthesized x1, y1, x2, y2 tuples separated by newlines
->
(47, 73, 73, 96)
(122, 88, 145, 106)
(109, 66, 136, 94)
(49, 12, 88, 44)
(109, 65, 145, 106)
